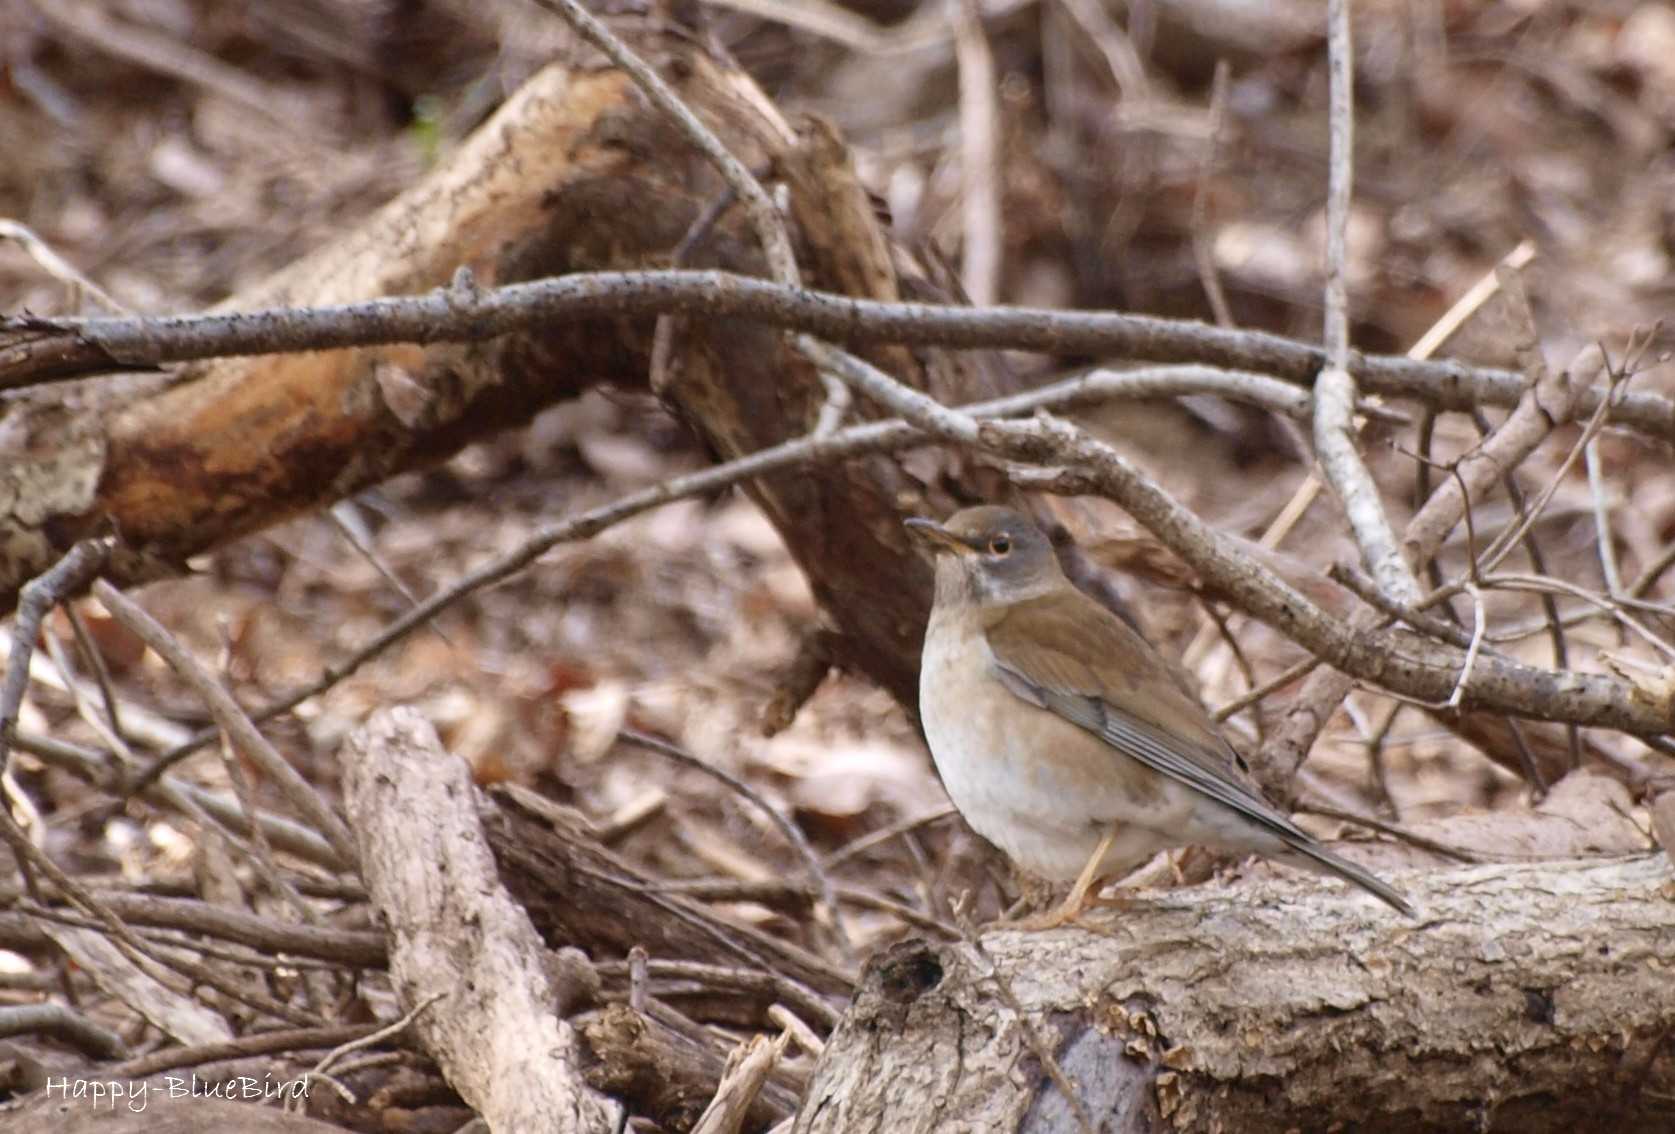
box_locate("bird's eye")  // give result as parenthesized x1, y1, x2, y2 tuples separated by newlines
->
(988, 534, 1012, 556)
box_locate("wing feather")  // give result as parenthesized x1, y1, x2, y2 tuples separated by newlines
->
(985, 590, 1414, 915)
(985, 602, 1310, 845)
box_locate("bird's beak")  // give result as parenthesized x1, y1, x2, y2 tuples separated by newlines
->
(904, 516, 976, 555)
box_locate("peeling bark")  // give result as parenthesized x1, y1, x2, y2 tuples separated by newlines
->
(796, 857, 1675, 1133)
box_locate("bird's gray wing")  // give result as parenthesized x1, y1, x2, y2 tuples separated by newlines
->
(985, 592, 1415, 915)
(984, 591, 1312, 844)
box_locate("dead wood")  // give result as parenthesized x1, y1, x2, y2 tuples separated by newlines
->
(2, 19, 1664, 749)
(578, 1002, 798, 1130)
(342, 708, 616, 1133)
(795, 856, 1675, 1134)
(483, 786, 855, 1003)
(0, 22, 980, 717)
(0, 20, 978, 728)
(0, 25, 984, 710)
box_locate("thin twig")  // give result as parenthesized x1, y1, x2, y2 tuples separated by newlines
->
(304, 991, 441, 1090)
(1199, 599, 1261, 736)
(1628, 541, 1675, 599)
(1315, 0, 1422, 608)
(1211, 655, 1323, 723)
(205, 614, 325, 946)
(328, 500, 453, 646)
(797, 343, 857, 437)
(836, 884, 959, 939)
(976, 407, 1666, 732)
(1262, 241, 1543, 789)
(1584, 437, 1623, 598)
(654, 184, 741, 401)
(102, 1024, 379, 1080)
(65, 604, 127, 744)
(1359, 702, 1404, 815)
(14, 872, 322, 1029)
(0, 219, 126, 313)
(595, 958, 840, 1029)
(1499, 717, 1549, 799)
(11, 728, 342, 869)
(1294, 803, 1482, 863)
(0, 538, 113, 784)
(1055, 0, 1149, 99)
(951, 0, 1002, 306)
(92, 579, 358, 867)
(41, 619, 139, 767)
(821, 806, 959, 869)
(1406, 240, 1536, 361)
(1465, 406, 1582, 768)
(1476, 366, 1624, 575)
(1449, 585, 1488, 709)
(128, 363, 1314, 789)
(1413, 409, 1449, 599)
(1257, 243, 1535, 620)
(1483, 573, 1675, 662)
(32, 0, 304, 133)
(1328, 562, 1479, 652)
(617, 728, 852, 956)
(1189, 59, 1234, 328)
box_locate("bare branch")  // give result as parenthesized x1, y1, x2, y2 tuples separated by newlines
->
(806, 347, 1673, 731)
(616, 728, 852, 957)
(9, 272, 1674, 449)
(0, 538, 113, 786)
(952, 0, 1002, 306)
(92, 579, 358, 867)
(1314, 0, 1422, 606)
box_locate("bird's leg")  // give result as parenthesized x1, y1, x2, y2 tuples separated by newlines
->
(1056, 827, 1118, 921)
(1011, 829, 1117, 931)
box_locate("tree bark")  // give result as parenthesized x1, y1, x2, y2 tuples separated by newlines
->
(795, 856, 1675, 1134)
(342, 709, 617, 1134)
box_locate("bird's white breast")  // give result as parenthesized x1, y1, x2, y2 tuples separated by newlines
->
(919, 609, 1124, 880)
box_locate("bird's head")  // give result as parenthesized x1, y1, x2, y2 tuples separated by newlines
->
(905, 505, 1062, 608)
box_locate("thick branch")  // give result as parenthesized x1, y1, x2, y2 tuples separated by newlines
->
(795, 856, 1675, 1133)
(342, 708, 616, 1133)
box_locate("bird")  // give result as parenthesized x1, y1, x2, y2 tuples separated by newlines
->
(906, 505, 1415, 926)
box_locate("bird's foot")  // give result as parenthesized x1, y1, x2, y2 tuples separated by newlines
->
(1086, 888, 1138, 911)
(998, 884, 1133, 932)
(1003, 906, 1091, 932)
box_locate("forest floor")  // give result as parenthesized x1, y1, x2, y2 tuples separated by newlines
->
(2, 0, 1673, 1125)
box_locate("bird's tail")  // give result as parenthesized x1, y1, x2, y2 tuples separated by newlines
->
(1281, 838, 1416, 917)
